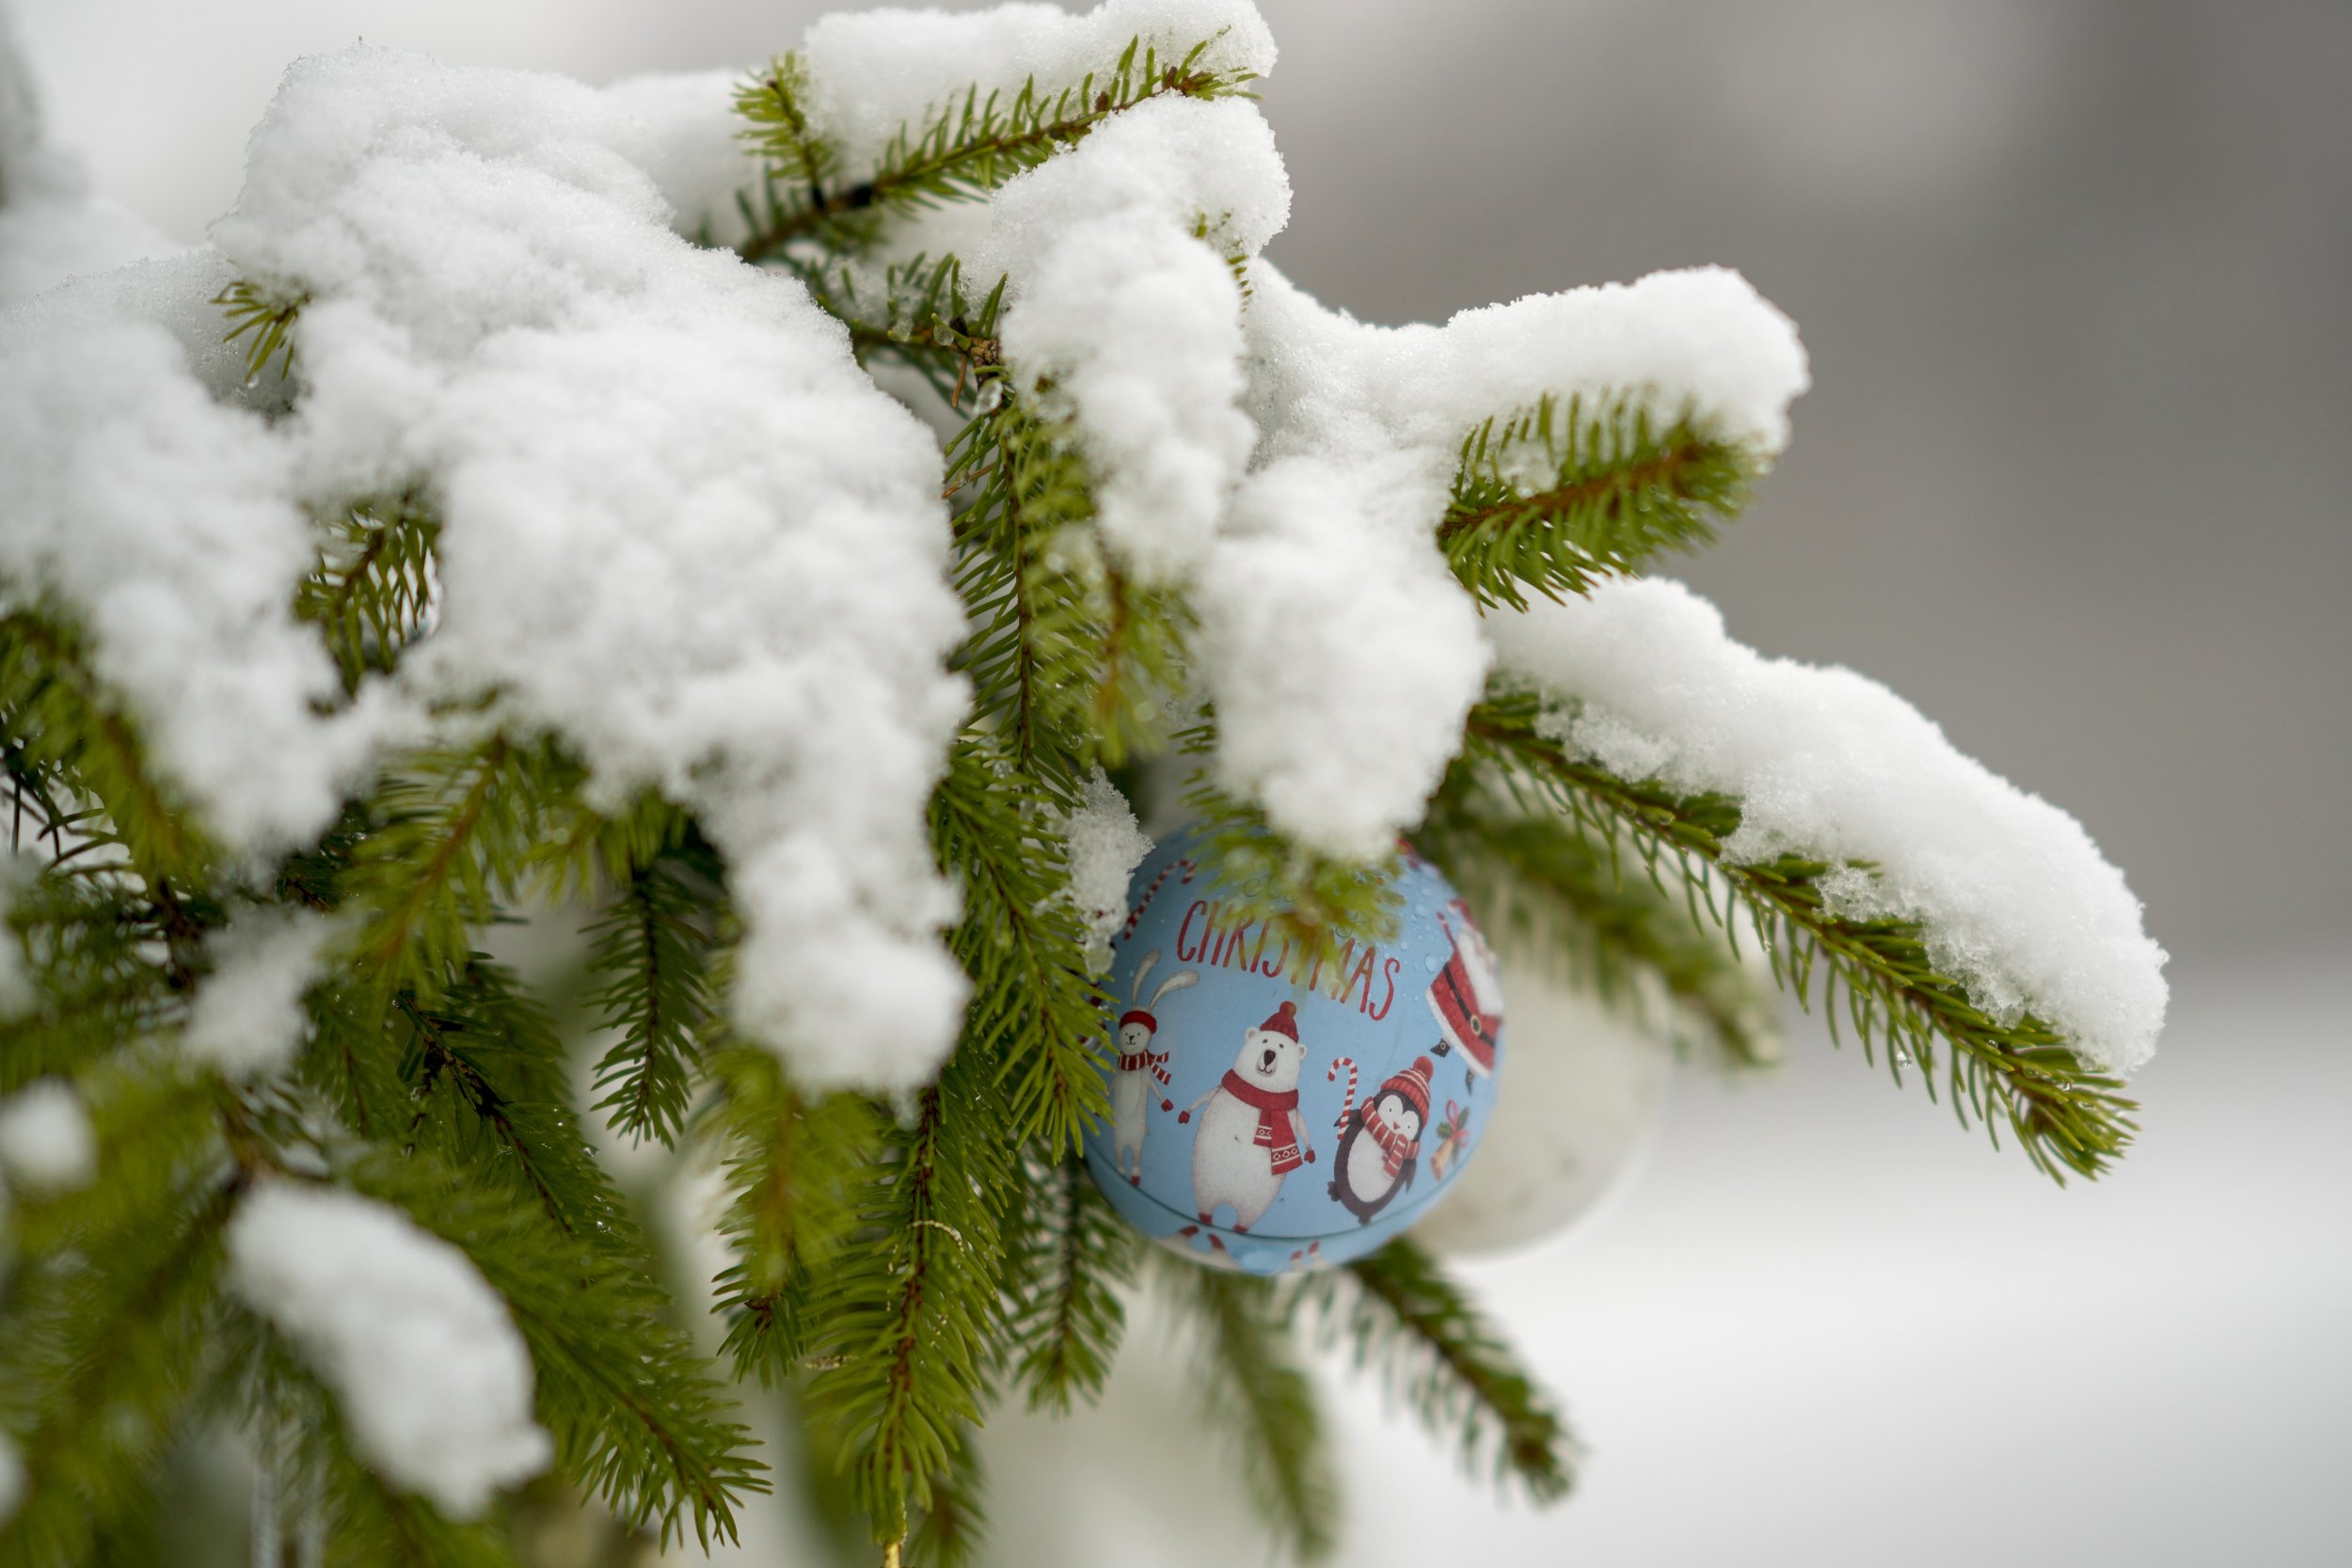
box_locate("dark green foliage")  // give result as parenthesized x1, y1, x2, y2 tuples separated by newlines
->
(1460, 687, 2138, 1180)
(1005, 1157, 1137, 1413)
(795, 1051, 1016, 1546)
(341, 737, 573, 1002)
(347, 1148, 764, 1549)
(0, 870, 175, 1093)
(0, 1067, 232, 1568)
(1419, 768, 1779, 1069)
(738, 33, 1263, 261)
(395, 956, 631, 1238)
(1155, 1256, 1340, 1562)
(0, 605, 208, 882)
(1319, 1239, 1575, 1502)
(930, 732, 1108, 1153)
(1441, 394, 1759, 610)
(294, 495, 442, 694)
(707, 1048, 883, 1383)
(904, 1425, 989, 1568)
(945, 399, 1192, 793)
(584, 845, 722, 1147)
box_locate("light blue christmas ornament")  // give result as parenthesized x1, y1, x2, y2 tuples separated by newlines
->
(1083, 827, 1505, 1274)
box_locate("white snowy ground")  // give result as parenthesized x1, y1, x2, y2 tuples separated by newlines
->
(958, 941, 2351, 1567)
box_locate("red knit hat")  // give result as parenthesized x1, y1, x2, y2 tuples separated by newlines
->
(1378, 1056, 1434, 1121)
(1119, 1009, 1156, 1032)
(1255, 1000, 1299, 1041)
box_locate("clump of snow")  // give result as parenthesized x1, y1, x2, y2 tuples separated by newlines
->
(1487, 577, 2168, 1072)
(181, 911, 336, 1080)
(1196, 449, 1488, 860)
(0, 0, 177, 307)
(211, 47, 972, 1090)
(0, 268, 385, 855)
(599, 70, 761, 250)
(1061, 771, 1152, 970)
(0, 1078, 97, 1193)
(1180, 260, 1809, 861)
(800, 0, 1277, 178)
(225, 1182, 551, 1516)
(974, 97, 1285, 583)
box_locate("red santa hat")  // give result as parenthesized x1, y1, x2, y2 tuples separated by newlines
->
(1254, 1000, 1299, 1041)
(1377, 1056, 1435, 1121)
(1118, 1008, 1156, 1032)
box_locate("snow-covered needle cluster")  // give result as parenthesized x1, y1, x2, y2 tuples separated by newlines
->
(0, 0, 2164, 1560)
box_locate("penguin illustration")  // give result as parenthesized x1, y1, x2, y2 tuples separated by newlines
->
(1327, 1054, 1433, 1225)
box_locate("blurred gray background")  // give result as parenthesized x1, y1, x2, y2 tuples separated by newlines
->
(13, 0, 2348, 1563)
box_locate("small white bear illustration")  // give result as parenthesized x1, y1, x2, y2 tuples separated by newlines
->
(1178, 1000, 1314, 1232)
(1108, 950, 1199, 1183)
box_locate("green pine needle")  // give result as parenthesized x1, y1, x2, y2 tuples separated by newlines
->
(738, 34, 1262, 261)
(584, 846, 722, 1147)
(1441, 394, 1759, 610)
(797, 1053, 1015, 1547)
(212, 278, 307, 387)
(294, 495, 441, 694)
(0, 605, 210, 883)
(1320, 1239, 1576, 1503)
(930, 732, 1110, 1154)
(1004, 1157, 1137, 1414)
(1154, 1256, 1340, 1562)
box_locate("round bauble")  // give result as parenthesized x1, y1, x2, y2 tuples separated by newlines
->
(1421, 959, 1671, 1258)
(1082, 827, 1505, 1274)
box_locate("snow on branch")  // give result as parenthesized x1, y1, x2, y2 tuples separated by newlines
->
(226, 1182, 552, 1516)
(1487, 578, 2168, 1074)
(207, 47, 973, 1089)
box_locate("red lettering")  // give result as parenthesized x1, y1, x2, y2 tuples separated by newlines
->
(1346, 948, 1376, 1011)
(1176, 900, 1209, 964)
(1370, 956, 1399, 1021)
(1257, 932, 1290, 979)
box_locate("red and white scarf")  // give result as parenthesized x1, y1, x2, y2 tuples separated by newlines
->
(1117, 1046, 1172, 1087)
(1359, 1105, 1420, 1181)
(1219, 1070, 1304, 1175)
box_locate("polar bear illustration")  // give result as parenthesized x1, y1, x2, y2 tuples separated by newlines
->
(1177, 1000, 1314, 1231)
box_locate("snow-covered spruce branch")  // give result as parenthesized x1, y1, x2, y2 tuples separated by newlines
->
(339, 1148, 762, 1547)
(1417, 783, 1780, 1072)
(736, 32, 1262, 262)
(0, 0, 2168, 1556)
(1317, 1239, 1575, 1503)
(1459, 688, 2137, 1180)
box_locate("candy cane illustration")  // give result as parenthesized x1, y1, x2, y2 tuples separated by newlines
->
(1326, 1055, 1359, 1132)
(1120, 857, 1196, 944)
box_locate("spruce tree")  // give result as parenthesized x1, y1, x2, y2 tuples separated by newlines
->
(0, 2, 2166, 1564)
